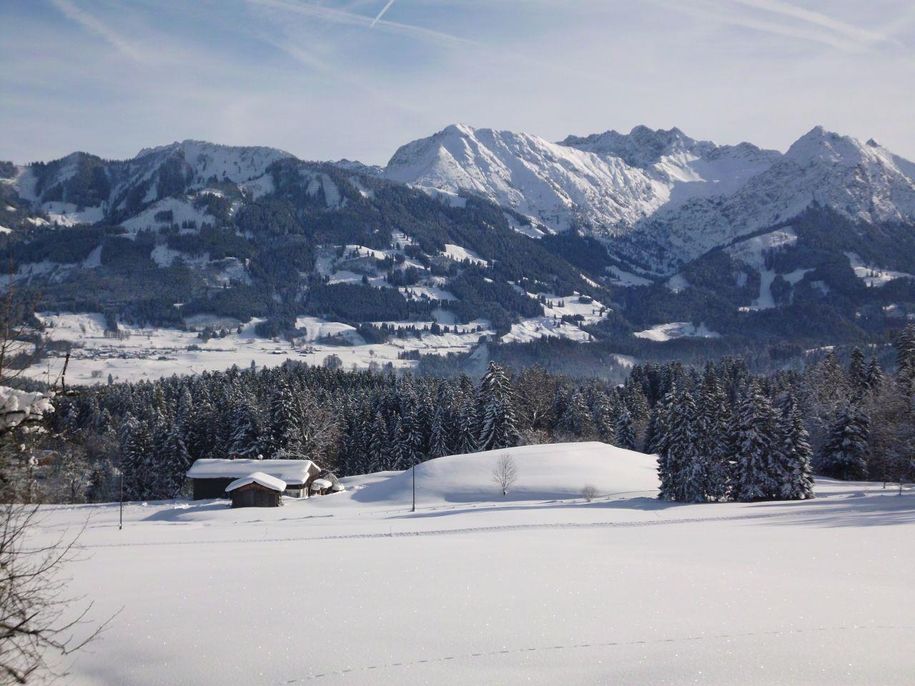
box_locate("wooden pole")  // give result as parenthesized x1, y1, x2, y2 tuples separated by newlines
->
(119, 470, 124, 531)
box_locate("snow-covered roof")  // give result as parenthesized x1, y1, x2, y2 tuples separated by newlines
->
(187, 459, 319, 484)
(225, 472, 287, 493)
(310, 478, 332, 491)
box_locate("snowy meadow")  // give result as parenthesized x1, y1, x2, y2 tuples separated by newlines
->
(34, 444, 915, 685)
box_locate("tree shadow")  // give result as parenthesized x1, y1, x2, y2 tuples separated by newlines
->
(753, 492, 915, 528)
(390, 495, 680, 521)
(141, 501, 229, 522)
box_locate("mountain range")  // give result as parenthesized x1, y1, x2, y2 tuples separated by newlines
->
(1, 124, 914, 373)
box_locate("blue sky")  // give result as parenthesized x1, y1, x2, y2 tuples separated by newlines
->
(1, 0, 913, 164)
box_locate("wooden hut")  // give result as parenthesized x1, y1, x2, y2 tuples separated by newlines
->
(186, 459, 321, 499)
(225, 472, 286, 508)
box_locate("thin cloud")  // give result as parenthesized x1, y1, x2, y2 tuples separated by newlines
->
(49, 0, 150, 63)
(730, 0, 898, 48)
(652, 0, 864, 52)
(246, 0, 474, 48)
(371, 0, 396, 28)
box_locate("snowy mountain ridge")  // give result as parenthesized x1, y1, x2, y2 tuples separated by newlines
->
(384, 124, 915, 274)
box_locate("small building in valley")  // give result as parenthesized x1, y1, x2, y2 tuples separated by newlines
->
(186, 459, 322, 500)
(225, 472, 286, 508)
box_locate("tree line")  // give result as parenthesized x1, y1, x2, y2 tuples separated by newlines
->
(3, 324, 913, 505)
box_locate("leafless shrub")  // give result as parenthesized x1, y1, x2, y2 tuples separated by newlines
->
(492, 454, 518, 496)
(581, 485, 598, 502)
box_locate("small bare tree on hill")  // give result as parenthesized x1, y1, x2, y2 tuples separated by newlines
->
(492, 454, 518, 496)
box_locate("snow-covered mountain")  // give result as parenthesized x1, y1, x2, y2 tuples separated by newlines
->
(385, 124, 915, 274)
(5, 140, 293, 228)
(384, 124, 663, 235)
(619, 127, 915, 273)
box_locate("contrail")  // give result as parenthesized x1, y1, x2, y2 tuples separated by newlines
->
(370, 0, 396, 28)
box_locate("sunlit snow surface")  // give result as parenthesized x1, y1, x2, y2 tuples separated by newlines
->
(33, 442, 915, 685)
(634, 321, 721, 341)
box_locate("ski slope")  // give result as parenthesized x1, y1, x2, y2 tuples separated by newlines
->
(30, 442, 915, 685)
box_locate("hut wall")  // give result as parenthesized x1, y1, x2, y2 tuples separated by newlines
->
(229, 484, 282, 508)
(192, 478, 234, 500)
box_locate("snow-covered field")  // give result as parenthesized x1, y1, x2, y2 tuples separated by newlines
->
(28, 312, 492, 385)
(33, 442, 915, 685)
(845, 252, 915, 288)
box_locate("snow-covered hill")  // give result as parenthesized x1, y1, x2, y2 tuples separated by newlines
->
(344, 441, 659, 505)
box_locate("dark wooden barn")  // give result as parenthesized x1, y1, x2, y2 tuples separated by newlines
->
(225, 472, 286, 508)
(186, 459, 321, 500)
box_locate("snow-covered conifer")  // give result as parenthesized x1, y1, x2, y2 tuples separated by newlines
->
(817, 404, 870, 480)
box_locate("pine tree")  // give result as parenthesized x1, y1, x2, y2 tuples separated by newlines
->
(614, 407, 636, 451)
(593, 392, 617, 445)
(454, 397, 478, 454)
(160, 423, 191, 498)
(429, 407, 450, 458)
(865, 357, 884, 394)
(895, 324, 915, 393)
(848, 347, 868, 397)
(817, 404, 870, 480)
(363, 411, 384, 472)
(121, 416, 155, 501)
(228, 399, 262, 458)
(733, 383, 782, 502)
(696, 365, 732, 501)
(477, 362, 520, 451)
(267, 383, 299, 457)
(557, 390, 592, 437)
(662, 389, 706, 502)
(777, 394, 815, 500)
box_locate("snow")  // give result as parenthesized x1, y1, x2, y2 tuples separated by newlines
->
(135, 140, 291, 187)
(186, 459, 318, 485)
(665, 273, 690, 293)
(607, 265, 652, 287)
(845, 252, 914, 288)
(225, 472, 287, 493)
(634, 321, 721, 341)
(120, 197, 213, 234)
(618, 127, 915, 274)
(442, 243, 487, 266)
(309, 478, 333, 491)
(26, 312, 493, 384)
(0, 225, 11, 234)
(0, 386, 54, 431)
(399, 285, 456, 301)
(726, 228, 798, 268)
(41, 201, 105, 227)
(501, 317, 591, 344)
(726, 228, 804, 310)
(385, 124, 664, 235)
(26, 442, 915, 685)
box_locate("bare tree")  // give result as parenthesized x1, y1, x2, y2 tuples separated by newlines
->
(0, 278, 105, 683)
(492, 454, 518, 496)
(0, 505, 108, 684)
(581, 485, 598, 502)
